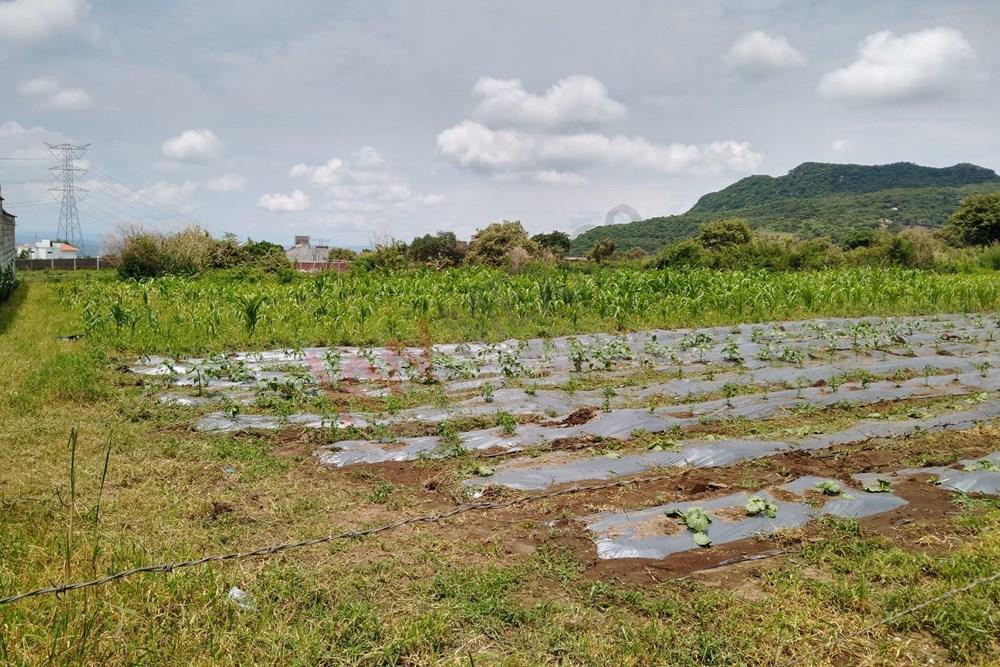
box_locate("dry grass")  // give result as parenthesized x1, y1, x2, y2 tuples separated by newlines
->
(1, 273, 998, 666)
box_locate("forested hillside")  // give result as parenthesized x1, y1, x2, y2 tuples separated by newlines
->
(570, 162, 1000, 254)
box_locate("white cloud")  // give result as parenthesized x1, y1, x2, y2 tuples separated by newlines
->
(17, 76, 93, 110)
(831, 139, 851, 152)
(0, 0, 90, 44)
(437, 120, 762, 182)
(81, 177, 200, 213)
(290, 158, 344, 186)
(420, 193, 447, 206)
(205, 173, 248, 192)
(472, 75, 627, 128)
(161, 129, 222, 162)
(0, 120, 63, 158)
(258, 189, 310, 213)
(46, 88, 93, 110)
(18, 77, 60, 96)
(818, 27, 975, 104)
(291, 147, 438, 215)
(724, 31, 805, 79)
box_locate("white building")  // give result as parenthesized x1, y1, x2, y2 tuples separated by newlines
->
(19, 239, 80, 260)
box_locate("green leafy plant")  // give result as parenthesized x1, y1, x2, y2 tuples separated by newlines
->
(744, 495, 778, 518)
(666, 507, 712, 547)
(863, 478, 893, 493)
(963, 460, 1000, 472)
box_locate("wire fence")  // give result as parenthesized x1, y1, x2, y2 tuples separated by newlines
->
(2, 469, 996, 665)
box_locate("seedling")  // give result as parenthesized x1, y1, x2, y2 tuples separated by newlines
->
(666, 507, 712, 547)
(481, 382, 495, 403)
(863, 478, 893, 493)
(744, 495, 778, 518)
(963, 460, 1000, 472)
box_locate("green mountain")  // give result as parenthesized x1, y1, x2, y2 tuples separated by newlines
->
(570, 162, 1000, 254)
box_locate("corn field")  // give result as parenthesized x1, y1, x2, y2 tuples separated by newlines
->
(61, 266, 1000, 354)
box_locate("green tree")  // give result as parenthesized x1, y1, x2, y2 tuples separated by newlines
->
(409, 231, 464, 266)
(327, 247, 357, 261)
(531, 230, 571, 255)
(697, 218, 752, 250)
(467, 221, 539, 266)
(945, 193, 1000, 245)
(588, 238, 616, 262)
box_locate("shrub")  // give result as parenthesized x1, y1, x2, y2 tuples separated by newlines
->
(532, 231, 572, 256)
(118, 233, 172, 279)
(696, 218, 752, 250)
(354, 241, 410, 271)
(327, 247, 358, 261)
(117, 226, 290, 279)
(588, 238, 616, 262)
(945, 192, 1000, 245)
(409, 232, 465, 266)
(467, 221, 540, 266)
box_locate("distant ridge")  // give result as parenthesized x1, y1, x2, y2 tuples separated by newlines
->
(570, 162, 1000, 254)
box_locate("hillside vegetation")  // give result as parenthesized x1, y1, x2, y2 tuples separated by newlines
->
(571, 162, 1000, 253)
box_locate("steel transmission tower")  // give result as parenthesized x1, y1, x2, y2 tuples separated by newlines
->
(47, 142, 90, 255)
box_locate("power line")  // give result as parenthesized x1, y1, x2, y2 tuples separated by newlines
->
(47, 143, 90, 254)
(87, 165, 197, 224)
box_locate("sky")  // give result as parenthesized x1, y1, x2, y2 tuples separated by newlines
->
(1, 0, 998, 250)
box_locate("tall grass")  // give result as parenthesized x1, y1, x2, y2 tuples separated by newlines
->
(62, 266, 1000, 354)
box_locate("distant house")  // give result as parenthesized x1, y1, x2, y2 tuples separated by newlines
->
(1, 187, 15, 277)
(20, 239, 80, 260)
(286, 235, 331, 263)
(286, 235, 350, 272)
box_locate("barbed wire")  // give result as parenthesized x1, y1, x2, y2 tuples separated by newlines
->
(0, 472, 673, 606)
(3, 470, 996, 666)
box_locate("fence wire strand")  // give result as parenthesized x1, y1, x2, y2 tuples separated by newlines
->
(3, 471, 997, 666)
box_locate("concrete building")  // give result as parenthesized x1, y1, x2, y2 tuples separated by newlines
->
(285, 235, 332, 263)
(19, 239, 80, 260)
(0, 187, 15, 278)
(285, 235, 350, 272)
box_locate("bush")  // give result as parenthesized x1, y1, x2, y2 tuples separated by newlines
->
(409, 232, 465, 266)
(696, 218, 752, 250)
(587, 238, 616, 262)
(467, 221, 540, 266)
(118, 234, 172, 279)
(653, 239, 708, 268)
(945, 192, 1000, 245)
(327, 247, 357, 261)
(354, 241, 409, 271)
(117, 227, 290, 279)
(532, 231, 571, 256)
(0, 263, 17, 303)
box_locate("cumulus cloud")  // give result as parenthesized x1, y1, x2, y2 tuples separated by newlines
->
(258, 189, 310, 213)
(724, 31, 806, 79)
(0, 119, 63, 158)
(472, 75, 627, 129)
(161, 129, 222, 162)
(81, 177, 200, 213)
(0, 0, 90, 44)
(18, 76, 93, 110)
(437, 120, 762, 182)
(291, 146, 440, 214)
(205, 172, 248, 192)
(818, 27, 975, 103)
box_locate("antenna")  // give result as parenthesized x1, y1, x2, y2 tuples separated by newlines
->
(47, 143, 89, 255)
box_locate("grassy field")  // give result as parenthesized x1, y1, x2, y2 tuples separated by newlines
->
(1, 270, 999, 666)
